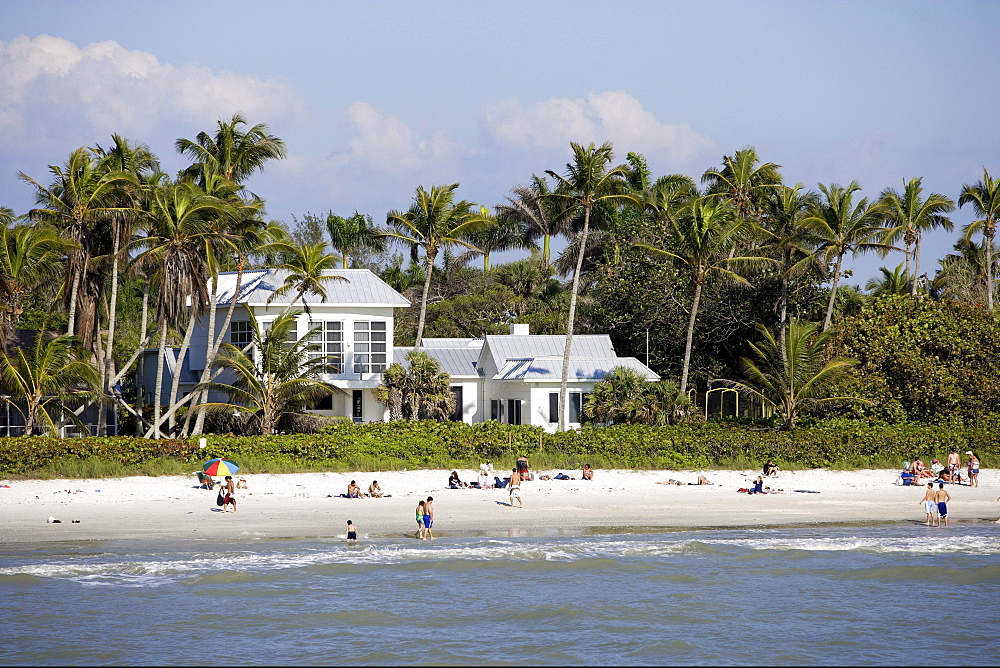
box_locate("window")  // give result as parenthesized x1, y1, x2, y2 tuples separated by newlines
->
(230, 321, 252, 347)
(306, 321, 343, 374)
(506, 398, 522, 425)
(491, 399, 504, 422)
(548, 392, 583, 423)
(354, 321, 387, 373)
(450, 387, 463, 422)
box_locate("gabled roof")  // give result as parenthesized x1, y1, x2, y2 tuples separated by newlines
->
(481, 334, 616, 372)
(493, 356, 659, 382)
(213, 268, 410, 308)
(418, 338, 484, 350)
(393, 346, 481, 378)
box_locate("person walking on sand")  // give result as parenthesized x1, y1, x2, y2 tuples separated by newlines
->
(423, 496, 435, 539)
(934, 483, 951, 527)
(966, 451, 980, 488)
(920, 483, 938, 525)
(222, 475, 237, 513)
(415, 500, 426, 539)
(346, 519, 358, 542)
(508, 468, 523, 508)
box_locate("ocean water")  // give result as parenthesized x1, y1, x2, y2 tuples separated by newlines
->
(1, 522, 999, 666)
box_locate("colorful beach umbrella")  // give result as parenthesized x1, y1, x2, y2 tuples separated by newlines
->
(202, 458, 239, 476)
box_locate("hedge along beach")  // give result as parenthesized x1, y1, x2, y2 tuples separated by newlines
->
(3, 467, 1000, 667)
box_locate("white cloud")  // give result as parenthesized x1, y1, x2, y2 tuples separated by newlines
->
(0, 34, 306, 153)
(480, 90, 714, 169)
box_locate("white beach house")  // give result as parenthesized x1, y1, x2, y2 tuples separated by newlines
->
(142, 268, 658, 431)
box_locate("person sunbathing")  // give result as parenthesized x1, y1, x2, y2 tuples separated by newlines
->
(762, 461, 779, 477)
(346, 480, 362, 498)
(368, 480, 383, 498)
(448, 471, 468, 488)
(582, 464, 594, 480)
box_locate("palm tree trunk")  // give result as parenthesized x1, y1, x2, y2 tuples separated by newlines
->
(98, 234, 123, 436)
(986, 227, 995, 310)
(680, 280, 702, 396)
(542, 234, 551, 265)
(823, 254, 844, 331)
(779, 250, 790, 344)
(66, 271, 81, 336)
(559, 207, 590, 432)
(193, 266, 245, 436)
(911, 231, 922, 295)
(904, 241, 913, 295)
(151, 323, 168, 438)
(163, 306, 197, 434)
(413, 250, 436, 350)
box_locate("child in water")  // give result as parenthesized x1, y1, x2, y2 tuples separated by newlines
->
(346, 520, 358, 542)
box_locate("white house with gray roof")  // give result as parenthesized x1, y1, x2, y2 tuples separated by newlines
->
(140, 268, 410, 425)
(397, 324, 659, 433)
(145, 269, 656, 431)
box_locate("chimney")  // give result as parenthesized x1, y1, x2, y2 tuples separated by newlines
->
(510, 323, 529, 336)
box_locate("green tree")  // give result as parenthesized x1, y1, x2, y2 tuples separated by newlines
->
(0, 224, 72, 350)
(0, 331, 101, 436)
(958, 168, 1000, 310)
(373, 350, 455, 421)
(878, 176, 954, 294)
(637, 196, 767, 395)
(18, 147, 136, 344)
(727, 319, 861, 430)
(837, 295, 1000, 422)
(496, 175, 570, 265)
(265, 238, 346, 317)
(324, 211, 387, 268)
(175, 112, 287, 192)
(384, 183, 488, 349)
(702, 146, 783, 222)
(545, 142, 635, 431)
(865, 263, 910, 297)
(197, 310, 343, 435)
(801, 182, 890, 331)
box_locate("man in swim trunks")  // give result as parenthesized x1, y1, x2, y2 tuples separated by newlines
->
(947, 449, 962, 484)
(508, 468, 523, 507)
(346, 519, 358, 542)
(934, 483, 951, 527)
(423, 496, 435, 539)
(516, 455, 530, 481)
(920, 483, 938, 525)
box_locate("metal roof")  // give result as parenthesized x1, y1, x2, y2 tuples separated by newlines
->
(213, 268, 410, 307)
(393, 346, 480, 377)
(493, 356, 659, 382)
(482, 334, 616, 371)
(417, 338, 484, 350)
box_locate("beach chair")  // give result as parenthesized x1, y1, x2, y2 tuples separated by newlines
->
(196, 471, 215, 489)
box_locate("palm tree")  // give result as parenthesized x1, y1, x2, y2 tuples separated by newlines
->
(702, 147, 783, 222)
(324, 211, 386, 268)
(958, 168, 1000, 310)
(265, 239, 346, 318)
(545, 142, 635, 431)
(175, 112, 287, 192)
(0, 330, 101, 436)
(801, 182, 891, 331)
(18, 147, 136, 344)
(878, 177, 955, 294)
(935, 239, 996, 304)
(373, 350, 455, 421)
(637, 195, 768, 395)
(865, 263, 911, 297)
(495, 175, 571, 265)
(464, 209, 533, 271)
(196, 310, 343, 435)
(0, 224, 72, 350)
(130, 181, 232, 437)
(584, 366, 649, 424)
(725, 319, 862, 430)
(384, 183, 488, 349)
(761, 184, 821, 339)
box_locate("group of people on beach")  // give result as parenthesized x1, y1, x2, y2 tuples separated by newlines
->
(904, 449, 980, 487)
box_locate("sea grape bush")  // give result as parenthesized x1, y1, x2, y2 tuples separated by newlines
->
(0, 418, 996, 476)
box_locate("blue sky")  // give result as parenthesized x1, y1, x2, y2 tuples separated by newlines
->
(1, 0, 998, 284)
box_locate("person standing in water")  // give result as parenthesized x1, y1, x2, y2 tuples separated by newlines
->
(920, 483, 938, 525)
(346, 520, 358, 542)
(415, 500, 426, 539)
(423, 496, 435, 539)
(935, 483, 952, 527)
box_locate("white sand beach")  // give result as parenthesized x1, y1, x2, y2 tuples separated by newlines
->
(2, 467, 997, 543)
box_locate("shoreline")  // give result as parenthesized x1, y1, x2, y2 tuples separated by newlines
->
(2, 468, 997, 544)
